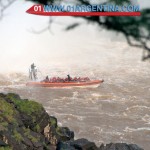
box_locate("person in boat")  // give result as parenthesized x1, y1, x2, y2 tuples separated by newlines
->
(57, 77, 60, 82)
(30, 63, 37, 80)
(42, 76, 49, 82)
(52, 77, 57, 82)
(67, 74, 71, 81)
(31, 63, 36, 70)
(72, 77, 77, 82)
(45, 76, 49, 82)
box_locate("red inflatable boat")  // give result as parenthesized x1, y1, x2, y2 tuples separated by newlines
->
(26, 79, 104, 88)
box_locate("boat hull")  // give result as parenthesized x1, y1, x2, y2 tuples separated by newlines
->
(26, 80, 103, 88)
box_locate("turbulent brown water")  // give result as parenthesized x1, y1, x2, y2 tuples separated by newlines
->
(0, 41, 150, 150)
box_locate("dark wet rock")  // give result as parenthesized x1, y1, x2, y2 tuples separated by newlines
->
(99, 143, 144, 150)
(5, 93, 49, 133)
(57, 141, 76, 150)
(56, 138, 98, 150)
(44, 115, 74, 145)
(71, 138, 97, 149)
(0, 139, 8, 146)
(57, 140, 144, 150)
(0, 93, 74, 150)
(56, 127, 74, 141)
(0, 93, 144, 150)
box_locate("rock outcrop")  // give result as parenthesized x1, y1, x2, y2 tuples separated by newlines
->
(56, 139, 144, 150)
(0, 93, 144, 150)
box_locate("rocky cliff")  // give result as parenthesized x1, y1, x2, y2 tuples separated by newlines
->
(0, 93, 144, 150)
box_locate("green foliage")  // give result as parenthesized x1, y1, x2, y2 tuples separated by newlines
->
(34, 124, 40, 132)
(0, 147, 12, 150)
(24, 128, 30, 137)
(0, 97, 16, 123)
(24, 128, 39, 143)
(0, 122, 8, 131)
(16, 100, 43, 115)
(49, 117, 57, 127)
(31, 0, 54, 5)
(28, 134, 38, 143)
(56, 127, 63, 136)
(27, 0, 150, 60)
(12, 129, 23, 143)
(6, 93, 43, 116)
(1, 122, 8, 127)
(109, 0, 130, 5)
(0, 93, 47, 149)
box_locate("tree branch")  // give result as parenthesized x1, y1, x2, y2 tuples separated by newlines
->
(0, 0, 16, 20)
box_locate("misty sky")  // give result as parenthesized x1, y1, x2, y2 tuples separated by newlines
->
(0, 0, 150, 73)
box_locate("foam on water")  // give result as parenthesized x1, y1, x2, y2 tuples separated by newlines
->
(124, 127, 150, 132)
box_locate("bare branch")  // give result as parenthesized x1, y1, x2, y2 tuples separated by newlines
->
(0, 0, 16, 20)
(0, 0, 150, 60)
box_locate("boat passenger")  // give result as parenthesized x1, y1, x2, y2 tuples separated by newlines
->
(45, 76, 49, 82)
(52, 77, 57, 82)
(77, 77, 81, 81)
(57, 77, 61, 82)
(65, 78, 68, 82)
(74, 77, 78, 82)
(49, 78, 52, 82)
(67, 74, 71, 81)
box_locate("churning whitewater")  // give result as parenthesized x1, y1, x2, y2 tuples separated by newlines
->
(0, 40, 150, 150)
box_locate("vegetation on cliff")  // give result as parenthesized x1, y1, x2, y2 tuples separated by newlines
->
(0, 93, 144, 150)
(0, 93, 73, 150)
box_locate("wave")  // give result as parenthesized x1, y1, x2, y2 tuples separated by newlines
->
(126, 105, 150, 111)
(0, 72, 28, 86)
(124, 126, 150, 132)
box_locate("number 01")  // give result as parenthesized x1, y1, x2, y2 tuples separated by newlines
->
(34, 5, 42, 12)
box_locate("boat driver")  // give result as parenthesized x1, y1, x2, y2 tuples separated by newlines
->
(67, 74, 71, 81)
